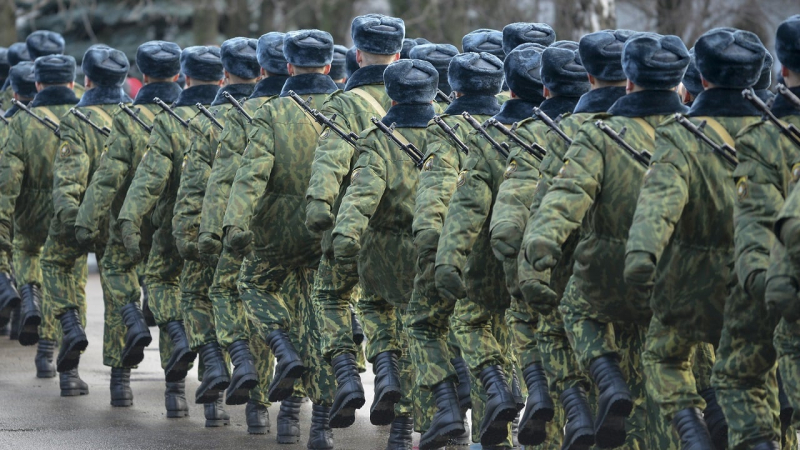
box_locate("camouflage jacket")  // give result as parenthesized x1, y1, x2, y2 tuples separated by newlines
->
(627, 88, 761, 340)
(172, 83, 253, 246)
(0, 86, 78, 245)
(117, 84, 218, 231)
(198, 76, 287, 240)
(51, 87, 130, 241)
(523, 90, 687, 324)
(76, 82, 182, 234)
(223, 74, 337, 266)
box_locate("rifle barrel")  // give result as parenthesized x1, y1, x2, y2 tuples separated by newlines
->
(223, 91, 253, 123)
(674, 114, 737, 168)
(370, 117, 424, 166)
(154, 97, 190, 128)
(595, 120, 650, 167)
(69, 108, 110, 137)
(11, 99, 61, 136)
(196, 103, 224, 130)
(533, 107, 572, 145)
(462, 112, 509, 159)
(287, 90, 360, 148)
(487, 118, 546, 161)
(119, 103, 153, 134)
(432, 115, 469, 155)
(436, 90, 453, 104)
(743, 88, 800, 147)
(777, 84, 800, 110)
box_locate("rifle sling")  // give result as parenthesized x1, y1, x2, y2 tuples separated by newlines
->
(85, 105, 114, 128)
(36, 107, 61, 126)
(693, 116, 736, 148)
(350, 88, 388, 117)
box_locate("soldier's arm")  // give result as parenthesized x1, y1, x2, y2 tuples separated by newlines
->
(412, 135, 461, 239)
(332, 139, 387, 243)
(118, 115, 174, 228)
(173, 119, 217, 243)
(489, 145, 540, 257)
(52, 114, 91, 229)
(0, 120, 25, 240)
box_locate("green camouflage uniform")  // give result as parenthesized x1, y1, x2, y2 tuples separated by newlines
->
(223, 74, 339, 406)
(0, 87, 84, 342)
(42, 90, 129, 367)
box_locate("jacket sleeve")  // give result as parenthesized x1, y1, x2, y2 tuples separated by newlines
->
(172, 118, 217, 242)
(625, 123, 690, 260)
(51, 113, 91, 229)
(118, 115, 174, 227)
(412, 132, 461, 238)
(222, 109, 276, 232)
(332, 138, 387, 242)
(489, 136, 541, 238)
(0, 120, 25, 232)
(76, 113, 133, 231)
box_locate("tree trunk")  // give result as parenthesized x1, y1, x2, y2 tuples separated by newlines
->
(555, 0, 617, 42)
(0, 0, 16, 46)
(222, 0, 251, 38)
(193, 0, 220, 46)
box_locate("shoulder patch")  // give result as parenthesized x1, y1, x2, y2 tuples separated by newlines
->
(182, 154, 188, 169)
(736, 177, 748, 200)
(792, 163, 800, 183)
(556, 160, 569, 178)
(423, 155, 435, 171)
(351, 168, 362, 182)
(59, 143, 71, 157)
(504, 160, 517, 179)
(457, 170, 468, 187)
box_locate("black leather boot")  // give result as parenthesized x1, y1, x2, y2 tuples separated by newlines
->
(265, 329, 306, 402)
(308, 404, 335, 449)
(330, 352, 365, 428)
(351, 305, 364, 345)
(777, 370, 793, 438)
(36, 339, 57, 378)
(225, 339, 258, 405)
(165, 380, 189, 418)
(195, 342, 230, 404)
(56, 309, 88, 373)
(518, 363, 555, 446)
(672, 407, 714, 450)
(447, 414, 471, 447)
(371, 351, 402, 426)
(386, 416, 413, 450)
(120, 302, 152, 367)
(204, 392, 230, 427)
(246, 400, 270, 434)
(588, 354, 633, 448)
(60, 367, 89, 396)
(0, 323, 8, 336)
(561, 385, 595, 450)
(17, 283, 41, 346)
(9, 304, 20, 340)
(163, 321, 196, 382)
(277, 396, 303, 444)
(698, 388, 727, 450)
(139, 276, 156, 327)
(420, 380, 465, 450)
(478, 365, 518, 446)
(512, 368, 525, 412)
(0, 272, 21, 328)
(110, 367, 133, 407)
(451, 356, 472, 412)
(752, 442, 780, 450)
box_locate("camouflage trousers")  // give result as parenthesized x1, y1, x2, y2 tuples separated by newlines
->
(238, 253, 334, 406)
(180, 259, 216, 350)
(560, 277, 680, 450)
(712, 284, 782, 450)
(775, 319, 800, 434)
(314, 251, 360, 361)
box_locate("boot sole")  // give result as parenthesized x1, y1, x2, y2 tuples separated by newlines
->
(267, 362, 305, 403)
(205, 418, 230, 427)
(563, 432, 595, 450)
(479, 403, 517, 447)
(594, 397, 632, 449)
(195, 377, 231, 404)
(37, 369, 57, 379)
(121, 333, 153, 367)
(420, 422, 466, 450)
(225, 375, 259, 405)
(61, 388, 89, 397)
(518, 404, 556, 446)
(56, 338, 89, 373)
(247, 425, 269, 435)
(167, 410, 189, 418)
(111, 398, 133, 407)
(330, 391, 366, 429)
(19, 314, 41, 346)
(165, 349, 197, 382)
(370, 386, 401, 426)
(277, 433, 301, 444)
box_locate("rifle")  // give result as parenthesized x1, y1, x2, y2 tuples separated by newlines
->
(777, 84, 800, 111)
(223, 91, 253, 123)
(594, 120, 650, 167)
(118, 103, 153, 134)
(370, 117, 424, 166)
(196, 103, 224, 130)
(743, 88, 800, 148)
(432, 115, 469, 156)
(287, 90, 360, 148)
(69, 108, 111, 137)
(11, 99, 60, 136)
(462, 112, 510, 159)
(674, 114, 737, 168)
(486, 118, 547, 161)
(154, 97, 191, 129)
(533, 107, 572, 146)
(436, 89, 453, 104)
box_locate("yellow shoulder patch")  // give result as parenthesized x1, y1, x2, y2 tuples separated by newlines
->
(792, 163, 800, 183)
(422, 155, 435, 172)
(556, 160, 569, 178)
(504, 160, 517, 179)
(351, 168, 362, 182)
(457, 170, 468, 187)
(59, 143, 71, 157)
(736, 177, 748, 199)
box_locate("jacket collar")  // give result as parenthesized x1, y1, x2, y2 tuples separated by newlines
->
(212, 83, 255, 106)
(492, 98, 539, 124)
(573, 86, 627, 114)
(607, 90, 688, 117)
(31, 86, 79, 108)
(772, 85, 800, 119)
(133, 82, 182, 106)
(444, 94, 501, 117)
(173, 84, 220, 108)
(381, 103, 436, 128)
(76, 85, 131, 107)
(345, 64, 387, 91)
(688, 88, 759, 118)
(280, 73, 338, 97)
(538, 96, 581, 120)
(251, 75, 289, 99)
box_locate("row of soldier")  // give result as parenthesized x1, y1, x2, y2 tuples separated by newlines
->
(0, 11, 800, 450)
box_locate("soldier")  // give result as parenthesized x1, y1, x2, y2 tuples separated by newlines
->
(303, 13, 404, 430)
(332, 58, 440, 450)
(345, 46, 359, 79)
(26, 30, 85, 99)
(622, 28, 768, 449)
(522, 33, 690, 449)
(0, 55, 79, 382)
(679, 49, 703, 106)
(117, 46, 224, 424)
(501, 22, 556, 55)
(461, 29, 509, 103)
(0, 43, 30, 111)
(331, 45, 348, 89)
(221, 29, 338, 449)
(40, 45, 131, 399)
(195, 32, 289, 437)
(409, 43, 458, 105)
(74, 41, 183, 411)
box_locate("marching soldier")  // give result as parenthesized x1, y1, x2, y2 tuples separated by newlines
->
(0, 43, 30, 112)
(26, 30, 85, 99)
(409, 43, 458, 109)
(331, 45, 348, 89)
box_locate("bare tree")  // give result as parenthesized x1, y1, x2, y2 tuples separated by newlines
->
(0, 0, 15, 46)
(555, 0, 616, 41)
(193, 0, 220, 45)
(222, 0, 252, 37)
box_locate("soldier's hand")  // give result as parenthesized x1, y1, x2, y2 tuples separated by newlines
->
(765, 276, 800, 322)
(198, 232, 222, 267)
(520, 279, 558, 313)
(0, 221, 12, 254)
(56, 221, 80, 247)
(435, 264, 467, 301)
(524, 237, 561, 272)
(623, 251, 657, 288)
(305, 200, 335, 233)
(120, 220, 142, 262)
(779, 218, 800, 257)
(332, 234, 360, 264)
(74, 226, 99, 249)
(224, 226, 253, 256)
(176, 237, 201, 262)
(745, 270, 766, 302)
(490, 224, 522, 261)
(413, 229, 440, 265)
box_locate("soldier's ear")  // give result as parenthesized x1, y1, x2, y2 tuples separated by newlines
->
(323, 64, 331, 75)
(782, 65, 790, 78)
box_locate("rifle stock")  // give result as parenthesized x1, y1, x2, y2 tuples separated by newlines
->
(11, 99, 60, 136)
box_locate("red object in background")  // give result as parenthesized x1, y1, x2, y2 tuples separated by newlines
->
(126, 77, 143, 98)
